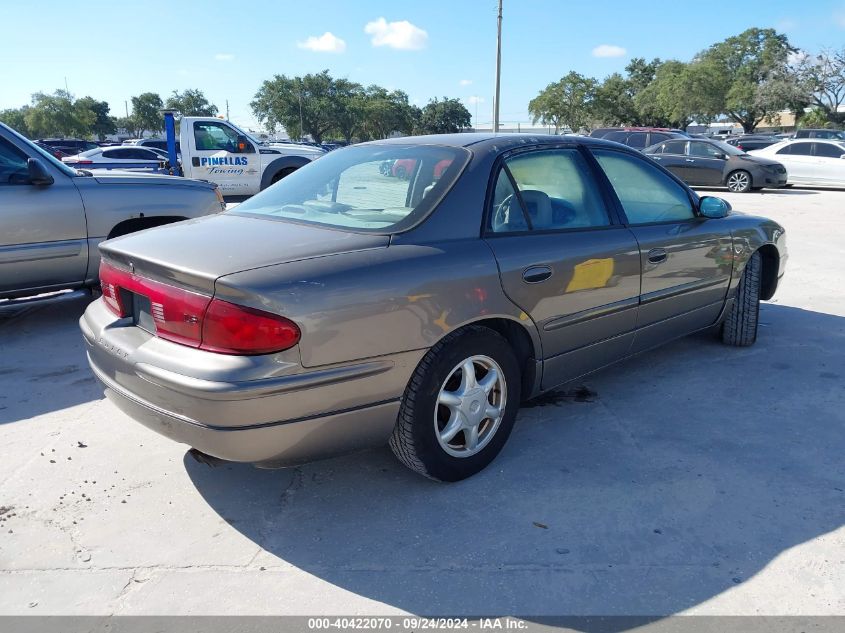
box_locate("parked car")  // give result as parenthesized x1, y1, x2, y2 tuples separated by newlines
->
(644, 137, 787, 192)
(0, 122, 225, 303)
(589, 127, 688, 151)
(793, 128, 845, 140)
(62, 146, 165, 169)
(124, 138, 182, 156)
(725, 135, 780, 152)
(34, 141, 67, 159)
(80, 133, 787, 481)
(748, 139, 845, 188)
(38, 137, 99, 155)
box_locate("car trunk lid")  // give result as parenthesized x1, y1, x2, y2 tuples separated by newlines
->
(99, 213, 389, 294)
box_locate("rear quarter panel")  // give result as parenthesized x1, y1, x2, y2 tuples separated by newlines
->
(213, 238, 539, 368)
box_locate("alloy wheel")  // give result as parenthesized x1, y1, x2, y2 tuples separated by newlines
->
(434, 355, 507, 458)
(727, 171, 750, 192)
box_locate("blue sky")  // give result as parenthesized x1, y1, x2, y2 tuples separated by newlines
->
(4, 0, 845, 132)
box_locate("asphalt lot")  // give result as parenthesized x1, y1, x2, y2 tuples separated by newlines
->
(0, 187, 843, 617)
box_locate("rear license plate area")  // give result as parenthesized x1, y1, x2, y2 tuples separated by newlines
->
(131, 293, 157, 334)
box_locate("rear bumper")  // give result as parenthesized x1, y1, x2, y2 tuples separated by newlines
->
(95, 361, 400, 466)
(80, 298, 419, 466)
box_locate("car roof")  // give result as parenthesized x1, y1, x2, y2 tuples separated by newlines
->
(360, 132, 630, 152)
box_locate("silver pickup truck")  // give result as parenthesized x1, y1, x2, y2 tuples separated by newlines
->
(0, 122, 225, 303)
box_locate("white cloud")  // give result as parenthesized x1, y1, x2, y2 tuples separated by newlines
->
(466, 96, 484, 105)
(297, 32, 347, 53)
(215, 53, 234, 61)
(775, 18, 796, 31)
(592, 44, 626, 58)
(460, 79, 473, 86)
(364, 17, 428, 50)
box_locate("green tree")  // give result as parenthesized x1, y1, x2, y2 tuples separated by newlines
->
(75, 97, 116, 140)
(24, 90, 96, 138)
(592, 73, 637, 126)
(418, 97, 471, 134)
(698, 28, 798, 132)
(165, 89, 219, 118)
(129, 92, 164, 137)
(359, 87, 418, 140)
(252, 70, 342, 143)
(798, 48, 845, 126)
(528, 71, 597, 132)
(0, 107, 31, 137)
(328, 78, 365, 142)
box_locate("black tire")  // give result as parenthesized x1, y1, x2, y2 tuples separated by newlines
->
(726, 170, 752, 193)
(721, 251, 762, 347)
(389, 326, 522, 482)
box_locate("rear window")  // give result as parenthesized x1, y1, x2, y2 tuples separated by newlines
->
(231, 144, 469, 233)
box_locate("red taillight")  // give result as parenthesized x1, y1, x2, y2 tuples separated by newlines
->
(200, 298, 300, 355)
(98, 260, 300, 355)
(99, 261, 126, 316)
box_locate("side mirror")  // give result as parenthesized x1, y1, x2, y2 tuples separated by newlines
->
(714, 152, 727, 160)
(699, 196, 731, 219)
(236, 135, 251, 153)
(27, 158, 54, 186)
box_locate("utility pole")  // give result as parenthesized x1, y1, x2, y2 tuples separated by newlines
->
(124, 101, 129, 118)
(493, 0, 502, 133)
(226, 100, 230, 120)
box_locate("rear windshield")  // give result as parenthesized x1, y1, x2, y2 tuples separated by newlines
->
(231, 144, 469, 233)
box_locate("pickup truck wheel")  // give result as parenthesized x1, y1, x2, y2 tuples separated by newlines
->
(270, 167, 297, 186)
(726, 170, 752, 193)
(389, 326, 521, 482)
(721, 251, 761, 347)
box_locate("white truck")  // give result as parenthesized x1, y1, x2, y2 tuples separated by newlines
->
(178, 117, 325, 195)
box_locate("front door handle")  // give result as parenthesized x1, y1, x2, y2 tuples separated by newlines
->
(522, 265, 553, 283)
(685, 158, 695, 163)
(647, 248, 668, 264)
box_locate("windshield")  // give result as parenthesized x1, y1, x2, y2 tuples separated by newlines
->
(1, 123, 80, 177)
(231, 144, 469, 233)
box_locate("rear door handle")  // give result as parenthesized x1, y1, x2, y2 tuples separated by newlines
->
(522, 265, 553, 283)
(685, 158, 695, 163)
(647, 248, 668, 264)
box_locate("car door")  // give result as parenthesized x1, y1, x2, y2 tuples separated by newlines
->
(811, 142, 845, 185)
(649, 140, 688, 181)
(775, 142, 814, 183)
(686, 141, 727, 186)
(482, 147, 642, 388)
(591, 148, 732, 353)
(188, 120, 257, 195)
(0, 136, 88, 297)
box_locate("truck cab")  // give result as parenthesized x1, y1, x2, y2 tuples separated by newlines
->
(179, 117, 325, 196)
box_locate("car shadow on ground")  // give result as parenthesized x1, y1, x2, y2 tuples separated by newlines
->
(0, 295, 101, 424)
(185, 303, 844, 622)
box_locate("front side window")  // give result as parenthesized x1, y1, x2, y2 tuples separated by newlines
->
(231, 144, 469, 232)
(813, 143, 844, 158)
(788, 142, 814, 156)
(689, 142, 724, 158)
(593, 149, 695, 225)
(663, 140, 687, 155)
(194, 121, 241, 152)
(627, 132, 649, 149)
(489, 149, 610, 233)
(0, 138, 29, 184)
